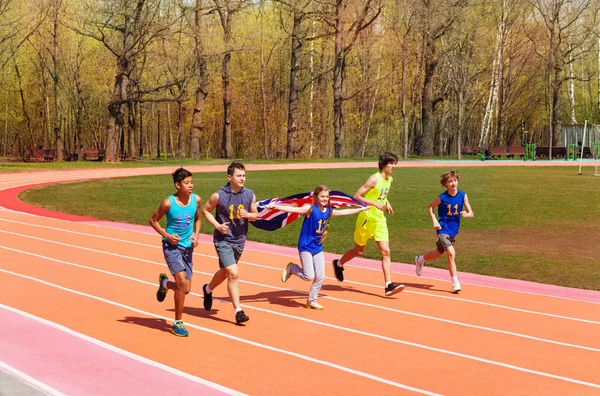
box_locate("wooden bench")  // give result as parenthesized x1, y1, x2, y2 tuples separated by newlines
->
(81, 148, 105, 161)
(461, 146, 479, 156)
(490, 146, 510, 159)
(507, 146, 525, 159)
(23, 149, 46, 162)
(533, 147, 566, 158)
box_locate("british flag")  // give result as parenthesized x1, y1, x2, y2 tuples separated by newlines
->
(252, 190, 367, 231)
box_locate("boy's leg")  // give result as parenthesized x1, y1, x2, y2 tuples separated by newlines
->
(173, 271, 188, 321)
(338, 244, 365, 266)
(376, 240, 392, 283)
(207, 268, 228, 291)
(376, 240, 404, 296)
(224, 264, 241, 310)
(446, 245, 458, 277)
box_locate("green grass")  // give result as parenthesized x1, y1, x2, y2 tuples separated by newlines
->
(19, 165, 600, 290)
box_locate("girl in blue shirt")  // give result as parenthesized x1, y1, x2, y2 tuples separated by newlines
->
(269, 185, 368, 309)
(414, 170, 473, 293)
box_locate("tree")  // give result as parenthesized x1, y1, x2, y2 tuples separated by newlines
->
(329, 0, 381, 158)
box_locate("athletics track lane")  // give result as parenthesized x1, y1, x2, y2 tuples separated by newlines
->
(0, 162, 599, 395)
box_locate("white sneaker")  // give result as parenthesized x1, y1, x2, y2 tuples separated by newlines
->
(306, 301, 324, 310)
(452, 281, 462, 293)
(415, 255, 424, 277)
(281, 262, 293, 283)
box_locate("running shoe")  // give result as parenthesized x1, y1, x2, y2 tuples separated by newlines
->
(305, 301, 324, 310)
(415, 255, 424, 277)
(384, 282, 405, 296)
(235, 310, 249, 324)
(171, 321, 189, 337)
(332, 259, 344, 282)
(281, 263, 293, 283)
(202, 284, 213, 311)
(156, 273, 168, 302)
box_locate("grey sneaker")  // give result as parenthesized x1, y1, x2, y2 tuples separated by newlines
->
(415, 255, 424, 277)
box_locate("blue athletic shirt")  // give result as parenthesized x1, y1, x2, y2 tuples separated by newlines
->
(437, 190, 466, 237)
(163, 193, 198, 248)
(213, 183, 255, 244)
(298, 204, 330, 254)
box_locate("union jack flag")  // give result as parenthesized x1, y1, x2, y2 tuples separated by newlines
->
(252, 190, 367, 231)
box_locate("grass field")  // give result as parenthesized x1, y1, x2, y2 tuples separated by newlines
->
(18, 164, 600, 291)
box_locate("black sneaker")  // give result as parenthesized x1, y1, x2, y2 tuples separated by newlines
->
(156, 273, 168, 302)
(202, 284, 213, 311)
(385, 282, 405, 296)
(332, 259, 344, 282)
(235, 310, 249, 324)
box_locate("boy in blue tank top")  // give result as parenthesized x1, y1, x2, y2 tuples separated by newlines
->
(268, 185, 368, 310)
(414, 169, 473, 293)
(151, 168, 202, 337)
(201, 162, 258, 325)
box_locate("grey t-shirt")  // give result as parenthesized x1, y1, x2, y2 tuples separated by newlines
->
(213, 183, 254, 244)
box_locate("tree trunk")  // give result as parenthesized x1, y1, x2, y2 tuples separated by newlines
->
(286, 10, 301, 159)
(221, 49, 233, 158)
(421, 36, 437, 156)
(52, 3, 63, 161)
(127, 102, 137, 159)
(260, 0, 269, 159)
(177, 100, 186, 158)
(189, 0, 208, 159)
(333, 2, 345, 158)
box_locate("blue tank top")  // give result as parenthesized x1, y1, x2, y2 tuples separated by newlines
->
(437, 190, 465, 237)
(213, 183, 255, 244)
(298, 204, 330, 254)
(163, 194, 198, 248)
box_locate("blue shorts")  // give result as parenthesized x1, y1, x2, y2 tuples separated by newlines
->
(214, 241, 244, 268)
(162, 242, 193, 280)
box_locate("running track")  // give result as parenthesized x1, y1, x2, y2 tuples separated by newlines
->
(0, 161, 599, 395)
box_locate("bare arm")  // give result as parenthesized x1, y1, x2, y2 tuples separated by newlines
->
(239, 193, 259, 222)
(267, 202, 312, 215)
(331, 205, 369, 217)
(460, 194, 474, 218)
(202, 192, 230, 234)
(428, 197, 442, 230)
(149, 198, 180, 245)
(190, 195, 202, 247)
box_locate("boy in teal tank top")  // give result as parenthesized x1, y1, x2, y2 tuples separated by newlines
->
(150, 168, 202, 337)
(332, 152, 405, 296)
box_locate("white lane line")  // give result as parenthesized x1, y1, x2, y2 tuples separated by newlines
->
(1, 249, 600, 390)
(0, 304, 245, 395)
(0, 268, 440, 396)
(0, 222, 598, 325)
(0, 360, 66, 396)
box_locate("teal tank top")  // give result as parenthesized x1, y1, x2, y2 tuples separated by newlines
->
(163, 193, 198, 248)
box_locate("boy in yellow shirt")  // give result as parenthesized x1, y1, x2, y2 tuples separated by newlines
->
(332, 152, 404, 296)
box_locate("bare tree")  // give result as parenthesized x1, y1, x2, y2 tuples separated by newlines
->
(416, 0, 466, 156)
(329, 0, 381, 158)
(212, 0, 249, 159)
(530, 0, 594, 158)
(69, 0, 176, 162)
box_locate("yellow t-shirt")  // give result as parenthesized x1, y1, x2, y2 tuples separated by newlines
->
(359, 172, 392, 222)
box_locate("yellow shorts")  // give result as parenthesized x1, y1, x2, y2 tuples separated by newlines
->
(353, 216, 388, 246)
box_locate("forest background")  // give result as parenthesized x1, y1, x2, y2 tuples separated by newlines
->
(0, 0, 599, 162)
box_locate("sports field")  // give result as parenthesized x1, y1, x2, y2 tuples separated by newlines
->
(0, 161, 599, 395)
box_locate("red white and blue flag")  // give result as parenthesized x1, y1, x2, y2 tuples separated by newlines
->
(252, 190, 367, 231)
